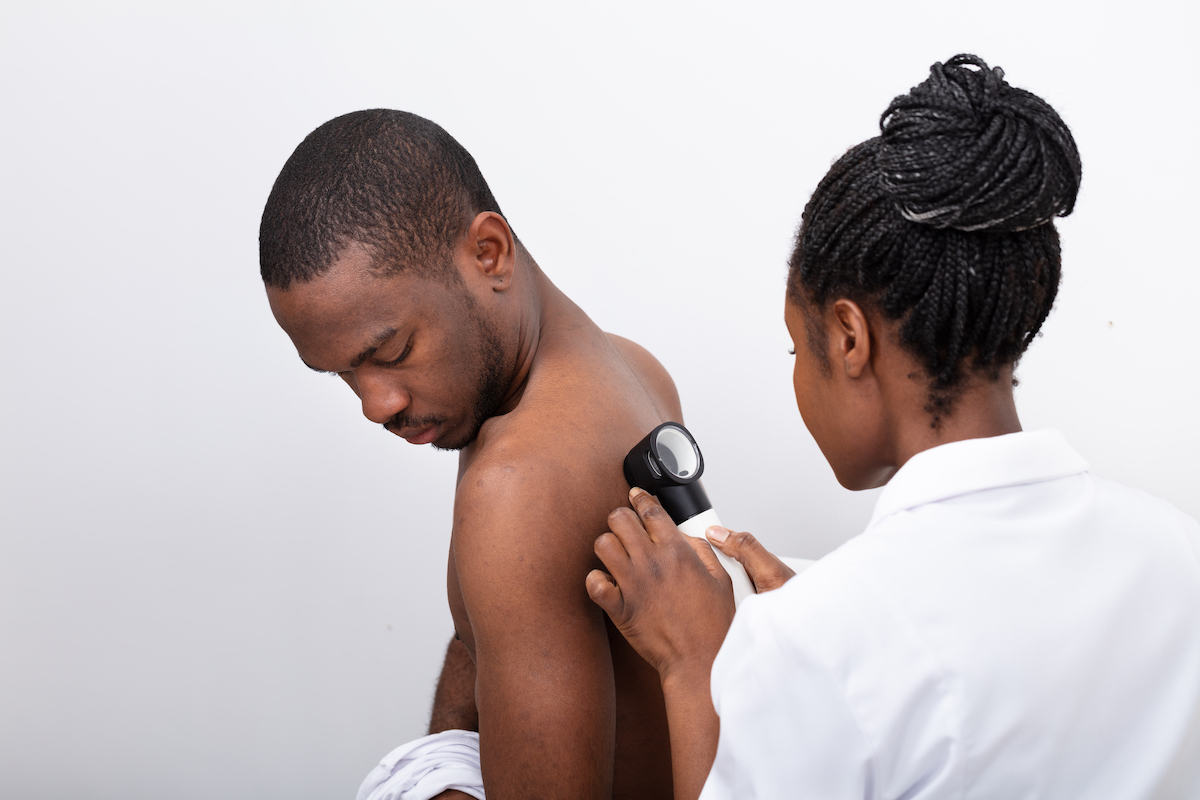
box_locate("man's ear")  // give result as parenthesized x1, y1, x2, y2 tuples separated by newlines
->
(830, 299, 872, 378)
(464, 211, 516, 291)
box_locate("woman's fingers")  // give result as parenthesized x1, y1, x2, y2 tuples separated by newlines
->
(593, 530, 632, 586)
(585, 568, 624, 619)
(706, 526, 796, 593)
(604, 503, 653, 558)
(628, 487, 682, 543)
(588, 490, 737, 678)
(684, 534, 734, 586)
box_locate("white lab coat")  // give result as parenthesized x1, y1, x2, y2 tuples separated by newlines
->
(702, 430, 1200, 799)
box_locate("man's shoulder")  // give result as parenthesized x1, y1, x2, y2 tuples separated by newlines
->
(516, 325, 682, 426)
(451, 329, 683, 576)
(456, 433, 571, 512)
(455, 424, 617, 522)
(449, 424, 621, 618)
(604, 332, 680, 414)
(465, 328, 681, 478)
(450, 420, 616, 560)
(604, 332, 668, 377)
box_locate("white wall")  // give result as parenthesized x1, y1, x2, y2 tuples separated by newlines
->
(2, 2, 1197, 798)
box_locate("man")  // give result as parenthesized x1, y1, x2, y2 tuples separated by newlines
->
(260, 110, 678, 799)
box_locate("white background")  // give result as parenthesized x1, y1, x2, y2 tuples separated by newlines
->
(2, 2, 1197, 798)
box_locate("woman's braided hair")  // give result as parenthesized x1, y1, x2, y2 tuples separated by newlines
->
(788, 55, 1082, 400)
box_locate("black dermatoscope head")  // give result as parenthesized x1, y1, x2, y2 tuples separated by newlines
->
(623, 422, 713, 524)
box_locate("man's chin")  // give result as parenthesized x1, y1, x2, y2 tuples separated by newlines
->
(430, 422, 482, 452)
(384, 421, 452, 447)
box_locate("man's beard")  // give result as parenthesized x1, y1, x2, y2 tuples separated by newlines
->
(383, 309, 508, 452)
(436, 315, 507, 451)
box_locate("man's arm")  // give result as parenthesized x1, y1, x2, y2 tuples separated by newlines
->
(453, 456, 618, 800)
(429, 636, 479, 734)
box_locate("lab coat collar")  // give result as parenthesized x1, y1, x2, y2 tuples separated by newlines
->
(866, 429, 1090, 531)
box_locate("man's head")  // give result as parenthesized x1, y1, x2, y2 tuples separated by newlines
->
(260, 111, 521, 450)
(259, 109, 512, 289)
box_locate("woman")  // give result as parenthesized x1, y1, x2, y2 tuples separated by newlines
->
(586, 55, 1200, 799)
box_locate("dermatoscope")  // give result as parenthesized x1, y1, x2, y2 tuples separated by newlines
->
(623, 422, 755, 606)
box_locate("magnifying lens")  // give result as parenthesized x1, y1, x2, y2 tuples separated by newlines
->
(624, 422, 755, 606)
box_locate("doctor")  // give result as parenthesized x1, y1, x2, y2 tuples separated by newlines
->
(586, 55, 1200, 799)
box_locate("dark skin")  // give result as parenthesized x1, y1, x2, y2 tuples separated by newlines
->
(426, 639, 478, 800)
(428, 638, 479, 736)
(587, 294, 1023, 800)
(268, 213, 678, 799)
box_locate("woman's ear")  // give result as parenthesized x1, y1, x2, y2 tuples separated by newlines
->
(831, 299, 872, 378)
(464, 211, 516, 291)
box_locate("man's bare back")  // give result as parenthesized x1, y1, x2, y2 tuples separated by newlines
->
(445, 309, 680, 799)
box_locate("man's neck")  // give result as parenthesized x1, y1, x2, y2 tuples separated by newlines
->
(492, 251, 553, 418)
(456, 254, 592, 476)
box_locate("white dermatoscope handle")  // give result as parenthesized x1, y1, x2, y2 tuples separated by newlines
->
(675, 508, 755, 607)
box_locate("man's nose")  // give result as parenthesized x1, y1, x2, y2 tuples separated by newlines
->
(354, 370, 411, 425)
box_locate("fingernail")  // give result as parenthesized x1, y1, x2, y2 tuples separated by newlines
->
(707, 526, 728, 543)
(629, 486, 646, 501)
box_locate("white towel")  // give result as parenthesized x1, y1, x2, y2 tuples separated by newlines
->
(357, 730, 486, 800)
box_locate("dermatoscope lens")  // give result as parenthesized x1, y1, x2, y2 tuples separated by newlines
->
(654, 426, 699, 479)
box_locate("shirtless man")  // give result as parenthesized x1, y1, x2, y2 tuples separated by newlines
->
(259, 110, 677, 798)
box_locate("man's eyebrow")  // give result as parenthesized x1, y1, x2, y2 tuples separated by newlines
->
(300, 327, 402, 375)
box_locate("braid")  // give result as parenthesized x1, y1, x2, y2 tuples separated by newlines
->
(966, 236, 1003, 363)
(788, 55, 1080, 411)
(878, 54, 1080, 232)
(946, 236, 972, 383)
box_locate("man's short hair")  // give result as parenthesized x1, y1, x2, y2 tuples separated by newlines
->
(259, 109, 510, 290)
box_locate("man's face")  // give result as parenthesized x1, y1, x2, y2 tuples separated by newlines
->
(267, 245, 509, 451)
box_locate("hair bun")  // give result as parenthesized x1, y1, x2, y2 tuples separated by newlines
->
(877, 54, 1082, 232)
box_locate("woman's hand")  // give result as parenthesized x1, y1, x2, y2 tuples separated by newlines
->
(586, 487, 736, 684)
(706, 525, 796, 593)
(586, 488, 800, 800)
(586, 487, 735, 800)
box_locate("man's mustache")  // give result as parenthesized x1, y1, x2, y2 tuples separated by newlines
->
(383, 412, 445, 434)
